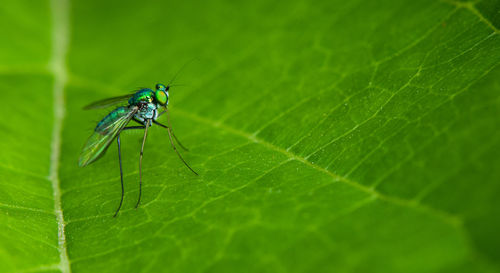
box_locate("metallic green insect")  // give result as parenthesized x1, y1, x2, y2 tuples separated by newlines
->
(79, 83, 197, 217)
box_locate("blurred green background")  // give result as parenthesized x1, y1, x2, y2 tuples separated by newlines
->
(1, 0, 500, 272)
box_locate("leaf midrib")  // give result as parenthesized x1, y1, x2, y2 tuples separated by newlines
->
(49, 0, 70, 272)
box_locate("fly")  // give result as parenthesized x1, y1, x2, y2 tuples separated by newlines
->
(79, 83, 198, 217)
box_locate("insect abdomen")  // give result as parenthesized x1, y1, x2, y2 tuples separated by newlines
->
(95, 106, 129, 134)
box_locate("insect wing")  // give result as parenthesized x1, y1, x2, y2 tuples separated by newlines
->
(79, 106, 138, 167)
(83, 94, 133, 110)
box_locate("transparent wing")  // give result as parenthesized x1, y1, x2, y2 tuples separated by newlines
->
(83, 94, 133, 110)
(79, 106, 138, 167)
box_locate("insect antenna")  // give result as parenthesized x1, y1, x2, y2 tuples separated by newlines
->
(167, 58, 198, 87)
(168, 83, 190, 88)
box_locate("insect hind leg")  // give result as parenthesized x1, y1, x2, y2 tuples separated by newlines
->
(114, 134, 124, 217)
(113, 126, 144, 218)
(135, 119, 151, 209)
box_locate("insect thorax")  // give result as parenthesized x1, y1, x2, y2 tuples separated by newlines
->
(128, 89, 160, 124)
(134, 102, 159, 123)
(129, 89, 155, 105)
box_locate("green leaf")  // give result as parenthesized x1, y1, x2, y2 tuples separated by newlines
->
(1, 0, 500, 272)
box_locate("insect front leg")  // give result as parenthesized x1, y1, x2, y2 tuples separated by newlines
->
(153, 120, 189, 151)
(162, 109, 198, 175)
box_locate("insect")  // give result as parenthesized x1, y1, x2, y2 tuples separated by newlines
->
(79, 83, 198, 217)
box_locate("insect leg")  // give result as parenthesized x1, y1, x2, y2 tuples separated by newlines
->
(113, 126, 144, 217)
(135, 119, 151, 208)
(153, 120, 189, 151)
(113, 134, 124, 218)
(164, 109, 198, 175)
(123, 126, 146, 130)
(131, 118, 145, 126)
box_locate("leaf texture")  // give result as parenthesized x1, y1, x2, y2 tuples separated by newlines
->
(1, 0, 500, 272)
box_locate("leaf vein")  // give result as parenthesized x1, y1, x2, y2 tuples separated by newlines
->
(174, 108, 463, 228)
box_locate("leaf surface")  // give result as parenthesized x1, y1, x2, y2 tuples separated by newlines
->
(1, 0, 500, 272)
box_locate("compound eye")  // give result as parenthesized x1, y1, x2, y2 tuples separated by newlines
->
(155, 90, 167, 105)
(155, 83, 165, 90)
